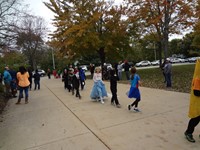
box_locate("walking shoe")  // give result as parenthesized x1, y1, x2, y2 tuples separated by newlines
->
(184, 132, 195, 143)
(116, 104, 121, 108)
(111, 102, 115, 106)
(133, 108, 140, 112)
(128, 105, 131, 110)
(101, 100, 104, 104)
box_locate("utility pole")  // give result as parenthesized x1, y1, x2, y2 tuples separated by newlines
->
(154, 42, 156, 60)
(52, 49, 55, 70)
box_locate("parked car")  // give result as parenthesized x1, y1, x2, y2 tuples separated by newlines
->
(32, 69, 46, 76)
(188, 57, 199, 63)
(135, 61, 151, 67)
(151, 60, 160, 66)
(170, 58, 182, 63)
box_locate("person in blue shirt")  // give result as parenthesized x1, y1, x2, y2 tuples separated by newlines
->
(79, 67, 86, 90)
(8, 67, 17, 97)
(127, 67, 141, 112)
(3, 66, 12, 98)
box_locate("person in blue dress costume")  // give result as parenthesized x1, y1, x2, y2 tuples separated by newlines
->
(127, 67, 141, 112)
(90, 67, 108, 104)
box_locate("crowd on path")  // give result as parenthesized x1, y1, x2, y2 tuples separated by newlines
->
(0, 66, 41, 104)
(0, 58, 200, 144)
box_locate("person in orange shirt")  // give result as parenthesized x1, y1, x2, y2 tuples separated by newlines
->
(16, 66, 30, 104)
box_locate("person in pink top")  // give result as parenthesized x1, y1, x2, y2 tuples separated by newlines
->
(16, 66, 30, 104)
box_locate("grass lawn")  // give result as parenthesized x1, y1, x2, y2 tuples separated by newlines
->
(119, 64, 195, 93)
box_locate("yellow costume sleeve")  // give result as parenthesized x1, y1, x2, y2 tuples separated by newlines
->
(188, 59, 200, 118)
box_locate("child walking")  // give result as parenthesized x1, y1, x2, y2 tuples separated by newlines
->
(127, 67, 141, 112)
(90, 67, 107, 104)
(72, 67, 81, 99)
(110, 69, 121, 108)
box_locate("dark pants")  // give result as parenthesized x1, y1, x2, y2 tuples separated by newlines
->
(29, 80, 32, 90)
(111, 90, 119, 105)
(80, 80, 85, 90)
(131, 97, 141, 108)
(19, 86, 29, 99)
(34, 80, 40, 90)
(166, 73, 171, 87)
(5, 82, 11, 98)
(75, 88, 81, 97)
(185, 115, 200, 134)
(48, 73, 51, 79)
(64, 80, 68, 89)
(125, 71, 130, 80)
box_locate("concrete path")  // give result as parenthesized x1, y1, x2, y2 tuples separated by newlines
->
(0, 77, 200, 150)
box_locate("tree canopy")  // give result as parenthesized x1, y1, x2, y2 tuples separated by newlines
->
(44, 0, 131, 66)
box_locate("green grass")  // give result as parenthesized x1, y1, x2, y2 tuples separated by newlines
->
(86, 64, 195, 93)
(120, 64, 195, 93)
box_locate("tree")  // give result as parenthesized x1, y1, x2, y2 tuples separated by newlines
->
(169, 39, 182, 56)
(0, 0, 24, 48)
(16, 15, 48, 69)
(44, 0, 131, 69)
(125, 0, 197, 62)
(192, 0, 200, 49)
(181, 33, 196, 57)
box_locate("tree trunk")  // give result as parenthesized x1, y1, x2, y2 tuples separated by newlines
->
(158, 41, 162, 67)
(97, 47, 105, 73)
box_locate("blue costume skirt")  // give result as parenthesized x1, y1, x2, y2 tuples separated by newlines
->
(127, 87, 140, 99)
(90, 81, 108, 99)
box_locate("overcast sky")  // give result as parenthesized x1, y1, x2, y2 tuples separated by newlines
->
(25, 0, 123, 32)
(25, 0, 183, 40)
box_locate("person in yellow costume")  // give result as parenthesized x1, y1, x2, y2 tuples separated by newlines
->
(184, 59, 200, 143)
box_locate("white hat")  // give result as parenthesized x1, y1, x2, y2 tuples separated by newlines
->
(166, 58, 170, 61)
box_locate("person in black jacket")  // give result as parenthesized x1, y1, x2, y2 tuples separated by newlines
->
(72, 67, 81, 99)
(33, 69, 41, 90)
(124, 60, 130, 80)
(27, 68, 33, 91)
(62, 69, 68, 90)
(110, 69, 120, 108)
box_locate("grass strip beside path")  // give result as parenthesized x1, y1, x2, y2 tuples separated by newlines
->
(119, 64, 195, 93)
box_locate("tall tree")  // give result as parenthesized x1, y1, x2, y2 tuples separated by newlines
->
(192, 0, 200, 49)
(125, 0, 197, 61)
(44, 0, 131, 68)
(0, 0, 24, 48)
(16, 15, 48, 69)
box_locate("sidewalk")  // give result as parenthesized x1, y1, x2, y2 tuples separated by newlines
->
(0, 77, 200, 150)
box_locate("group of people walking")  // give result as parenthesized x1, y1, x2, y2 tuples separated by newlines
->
(2, 66, 41, 104)
(2, 58, 200, 144)
(89, 65, 141, 111)
(63, 63, 141, 111)
(62, 65, 86, 99)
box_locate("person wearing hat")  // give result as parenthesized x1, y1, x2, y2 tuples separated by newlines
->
(163, 58, 172, 87)
(3, 66, 12, 98)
